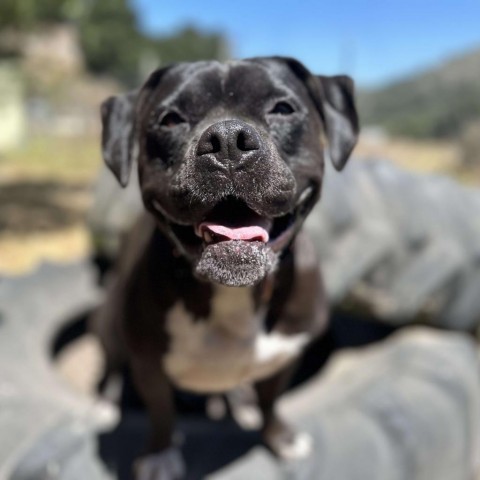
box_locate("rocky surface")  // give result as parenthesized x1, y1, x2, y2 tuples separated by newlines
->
(1, 261, 479, 479)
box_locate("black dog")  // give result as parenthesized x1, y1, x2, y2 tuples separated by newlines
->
(95, 57, 358, 479)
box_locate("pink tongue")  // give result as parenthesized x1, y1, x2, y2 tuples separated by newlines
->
(200, 222, 269, 242)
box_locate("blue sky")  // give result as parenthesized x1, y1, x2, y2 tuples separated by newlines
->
(131, 0, 480, 87)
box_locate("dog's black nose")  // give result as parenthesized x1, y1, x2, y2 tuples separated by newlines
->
(196, 120, 261, 169)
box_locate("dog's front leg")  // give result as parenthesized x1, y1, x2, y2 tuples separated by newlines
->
(255, 362, 313, 460)
(130, 357, 185, 480)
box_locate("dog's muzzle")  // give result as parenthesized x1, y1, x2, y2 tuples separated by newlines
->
(149, 120, 316, 287)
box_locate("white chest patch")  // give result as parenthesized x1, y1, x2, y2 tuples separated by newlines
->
(163, 285, 308, 393)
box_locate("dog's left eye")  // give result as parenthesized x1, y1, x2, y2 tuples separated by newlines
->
(160, 112, 186, 128)
(269, 101, 295, 115)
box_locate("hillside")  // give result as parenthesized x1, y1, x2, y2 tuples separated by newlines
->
(358, 47, 480, 139)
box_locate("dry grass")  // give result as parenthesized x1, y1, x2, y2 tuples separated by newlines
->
(354, 135, 460, 174)
(0, 134, 101, 182)
(354, 134, 479, 185)
(0, 134, 100, 274)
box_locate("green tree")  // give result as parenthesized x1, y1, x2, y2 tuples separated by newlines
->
(78, 0, 146, 86)
(154, 26, 229, 65)
(0, 0, 82, 29)
(0, 0, 230, 86)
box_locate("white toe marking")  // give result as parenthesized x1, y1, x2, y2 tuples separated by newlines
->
(227, 385, 263, 430)
(135, 447, 185, 480)
(278, 432, 313, 461)
(232, 403, 263, 430)
(206, 395, 227, 420)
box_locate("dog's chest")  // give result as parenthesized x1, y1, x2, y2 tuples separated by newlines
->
(163, 285, 307, 392)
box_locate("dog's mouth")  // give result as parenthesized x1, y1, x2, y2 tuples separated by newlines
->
(163, 187, 315, 251)
(153, 186, 317, 286)
(194, 199, 273, 248)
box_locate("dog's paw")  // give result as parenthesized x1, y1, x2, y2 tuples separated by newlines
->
(276, 431, 313, 461)
(206, 394, 228, 420)
(264, 423, 313, 461)
(134, 447, 185, 480)
(231, 401, 263, 430)
(226, 385, 263, 430)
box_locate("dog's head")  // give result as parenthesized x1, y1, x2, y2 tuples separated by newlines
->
(101, 58, 358, 286)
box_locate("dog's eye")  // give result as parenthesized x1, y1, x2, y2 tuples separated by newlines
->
(269, 101, 295, 115)
(160, 112, 186, 128)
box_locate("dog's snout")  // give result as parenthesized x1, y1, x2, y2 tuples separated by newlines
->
(196, 120, 261, 168)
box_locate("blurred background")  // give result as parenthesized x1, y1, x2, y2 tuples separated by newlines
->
(2, 2, 480, 479)
(0, 0, 479, 275)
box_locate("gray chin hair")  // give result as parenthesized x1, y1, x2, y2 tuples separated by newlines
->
(194, 240, 278, 287)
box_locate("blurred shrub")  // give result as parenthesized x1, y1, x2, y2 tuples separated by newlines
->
(0, 0, 81, 30)
(359, 49, 480, 140)
(152, 27, 229, 65)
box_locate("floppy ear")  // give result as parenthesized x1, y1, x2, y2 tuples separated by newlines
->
(276, 57, 359, 171)
(100, 65, 175, 187)
(100, 89, 139, 187)
(317, 75, 359, 170)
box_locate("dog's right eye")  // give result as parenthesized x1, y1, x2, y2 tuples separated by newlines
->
(159, 112, 186, 128)
(269, 101, 295, 115)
